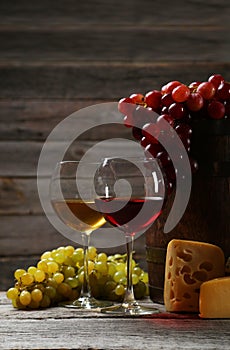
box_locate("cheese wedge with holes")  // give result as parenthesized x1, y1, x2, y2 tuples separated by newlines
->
(164, 239, 225, 312)
(199, 277, 230, 318)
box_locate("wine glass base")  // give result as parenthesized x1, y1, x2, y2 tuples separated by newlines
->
(101, 302, 160, 316)
(59, 297, 113, 310)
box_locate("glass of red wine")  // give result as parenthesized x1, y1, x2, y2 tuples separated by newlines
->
(50, 161, 113, 309)
(95, 157, 165, 315)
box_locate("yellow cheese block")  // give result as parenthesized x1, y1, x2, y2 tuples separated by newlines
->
(199, 277, 230, 318)
(164, 239, 225, 312)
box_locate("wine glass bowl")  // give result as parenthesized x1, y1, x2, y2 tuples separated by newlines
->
(50, 160, 113, 309)
(94, 157, 165, 315)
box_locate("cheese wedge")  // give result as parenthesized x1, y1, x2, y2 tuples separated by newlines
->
(199, 277, 230, 318)
(164, 239, 225, 312)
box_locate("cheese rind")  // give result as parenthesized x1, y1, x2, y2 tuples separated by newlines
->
(164, 239, 225, 312)
(199, 277, 230, 318)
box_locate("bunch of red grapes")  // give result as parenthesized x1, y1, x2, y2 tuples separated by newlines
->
(118, 74, 230, 195)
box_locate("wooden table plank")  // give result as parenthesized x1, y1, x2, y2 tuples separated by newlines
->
(0, 292, 229, 350)
(1, 62, 229, 99)
(1, 27, 229, 63)
(0, 0, 228, 27)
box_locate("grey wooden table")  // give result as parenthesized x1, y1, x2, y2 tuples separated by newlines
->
(0, 292, 229, 350)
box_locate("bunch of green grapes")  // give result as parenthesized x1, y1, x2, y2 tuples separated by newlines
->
(6, 245, 149, 309)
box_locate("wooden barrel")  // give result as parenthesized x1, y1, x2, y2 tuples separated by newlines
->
(145, 119, 230, 303)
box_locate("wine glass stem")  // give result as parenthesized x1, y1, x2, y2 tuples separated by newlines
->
(81, 232, 91, 299)
(123, 235, 136, 306)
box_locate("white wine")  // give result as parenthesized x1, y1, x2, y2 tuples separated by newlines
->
(52, 199, 106, 233)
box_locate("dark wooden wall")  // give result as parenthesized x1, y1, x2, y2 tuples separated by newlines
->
(0, 0, 229, 290)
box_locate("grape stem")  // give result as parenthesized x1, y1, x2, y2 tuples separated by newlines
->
(122, 235, 138, 308)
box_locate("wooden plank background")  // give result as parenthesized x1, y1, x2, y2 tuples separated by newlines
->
(0, 0, 229, 290)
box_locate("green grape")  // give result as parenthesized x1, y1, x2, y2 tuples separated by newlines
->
(40, 251, 51, 259)
(27, 266, 37, 275)
(119, 277, 127, 285)
(140, 272, 149, 283)
(132, 273, 139, 285)
(46, 277, 58, 289)
(6, 287, 19, 300)
(19, 290, 31, 306)
(37, 260, 48, 273)
(31, 288, 43, 302)
(28, 300, 40, 309)
(47, 261, 59, 274)
(133, 266, 142, 276)
(12, 298, 25, 309)
(44, 286, 56, 299)
(78, 270, 84, 284)
(40, 294, 51, 308)
(34, 269, 46, 282)
(53, 272, 64, 284)
(94, 261, 108, 275)
(113, 270, 126, 283)
(97, 252, 107, 262)
(134, 281, 146, 299)
(113, 254, 122, 260)
(34, 283, 45, 293)
(88, 260, 94, 274)
(14, 269, 26, 281)
(21, 272, 34, 286)
(72, 248, 84, 264)
(116, 262, 126, 272)
(64, 256, 75, 267)
(107, 262, 116, 276)
(56, 246, 65, 254)
(87, 246, 97, 260)
(115, 284, 125, 296)
(65, 277, 79, 288)
(57, 282, 72, 297)
(64, 245, 75, 256)
(104, 280, 117, 294)
(62, 266, 75, 278)
(53, 252, 66, 264)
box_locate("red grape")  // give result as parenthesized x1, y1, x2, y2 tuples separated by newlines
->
(186, 92, 204, 111)
(164, 164, 176, 182)
(132, 127, 143, 140)
(142, 123, 160, 144)
(118, 97, 135, 116)
(140, 136, 149, 148)
(123, 115, 133, 128)
(207, 100, 225, 119)
(129, 93, 145, 105)
(157, 114, 175, 127)
(175, 123, 192, 137)
(145, 90, 162, 111)
(161, 81, 182, 94)
(172, 84, 190, 103)
(156, 151, 171, 167)
(132, 106, 154, 127)
(197, 81, 216, 100)
(188, 81, 201, 92)
(216, 82, 230, 100)
(168, 102, 187, 119)
(144, 143, 163, 158)
(161, 93, 174, 107)
(208, 74, 224, 89)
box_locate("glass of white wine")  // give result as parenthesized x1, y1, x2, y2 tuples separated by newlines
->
(50, 160, 113, 309)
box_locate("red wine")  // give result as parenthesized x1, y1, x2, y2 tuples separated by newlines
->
(96, 197, 163, 235)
